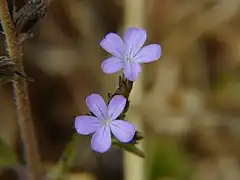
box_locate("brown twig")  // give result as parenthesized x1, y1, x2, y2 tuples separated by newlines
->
(0, 0, 43, 180)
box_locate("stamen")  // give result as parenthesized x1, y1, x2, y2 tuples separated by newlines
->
(102, 118, 112, 126)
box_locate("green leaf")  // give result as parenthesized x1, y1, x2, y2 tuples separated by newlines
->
(111, 131, 145, 158)
(0, 137, 18, 167)
(112, 141, 145, 158)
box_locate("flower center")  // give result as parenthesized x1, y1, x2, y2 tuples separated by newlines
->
(102, 118, 112, 126)
(124, 44, 135, 64)
(125, 54, 132, 64)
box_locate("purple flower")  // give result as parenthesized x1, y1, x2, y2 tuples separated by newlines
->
(75, 93, 136, 153)
(100, 27, 161, 81)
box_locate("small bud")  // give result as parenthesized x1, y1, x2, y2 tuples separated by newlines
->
(18, 32, 35, 44)
(0, 56, 33, 84)
(14, 0, 48, 34)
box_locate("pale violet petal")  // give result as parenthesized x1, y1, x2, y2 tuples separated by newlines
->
(123, 63, 141, 81)
(124, 27, 147, 57)
(100, 33, 124, 58)
(110, 120, 136, 143)
(134, 44, 161, 63)
(86, 94, 108, 120)
(101, 57, 124, 74)
(91, 126, 112, 153)
(75, 115, 101, 135)
(108, 95, 126, 120)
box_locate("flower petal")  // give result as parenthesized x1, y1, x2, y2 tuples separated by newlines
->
(108, 95, 126, 120)
(123, 63, 141, 81)
(101, 56, 124, 74)
(124, 27, 147, 56)
(100, 33, 124, 58)
(134, 44, 161, 63)
(110, 120, 136, 143)
(86, 94, 108, 120)
(75, 115, 101, 135)
(91, 126, 112, 153)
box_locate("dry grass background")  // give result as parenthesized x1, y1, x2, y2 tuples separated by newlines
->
(0, 0, 240, 179)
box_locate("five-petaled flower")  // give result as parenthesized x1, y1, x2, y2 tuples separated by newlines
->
(75, 93, 136, 153)
(100, 27, 161, 81)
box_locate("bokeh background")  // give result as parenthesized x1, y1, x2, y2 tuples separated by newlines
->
(0, 0, 240, 179)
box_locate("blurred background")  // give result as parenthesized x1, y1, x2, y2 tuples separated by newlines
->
(0, 0, 240, 179)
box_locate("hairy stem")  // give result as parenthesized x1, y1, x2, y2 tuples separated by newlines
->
(0, 0, 43, 180)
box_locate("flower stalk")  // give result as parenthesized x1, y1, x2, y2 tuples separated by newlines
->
(0, 0, 43, 180)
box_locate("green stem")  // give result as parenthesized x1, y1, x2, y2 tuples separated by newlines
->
(47, 134, 78, 180)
